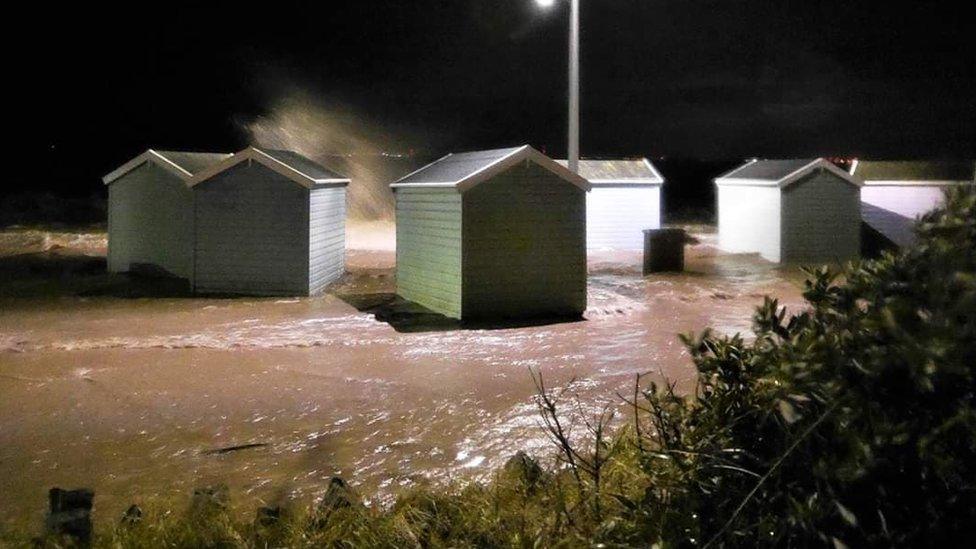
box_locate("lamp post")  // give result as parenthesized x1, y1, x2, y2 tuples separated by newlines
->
(536, 0, 580, 174)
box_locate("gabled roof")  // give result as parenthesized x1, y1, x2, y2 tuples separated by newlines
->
(391, 145, 591, 192)
(851, 160, 976, 186)
(555, 159, 664, 185)
(188, 147, 350, 188)
(103, 149, 232, 185)
(715, 158, 861, 189)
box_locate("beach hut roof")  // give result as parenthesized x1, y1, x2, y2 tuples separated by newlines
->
(391, 145, 591, 192)
(103, 150, 232, 184)
(851, 160, 975, 185)
(555, 159, 663, 185)
(188, 147, 350, 188)
(715, 158, 860, 188)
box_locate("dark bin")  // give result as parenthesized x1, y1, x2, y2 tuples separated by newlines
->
(643, 228, 686, 274)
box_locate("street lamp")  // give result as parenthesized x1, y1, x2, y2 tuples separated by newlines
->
(536, 0, 580, 174)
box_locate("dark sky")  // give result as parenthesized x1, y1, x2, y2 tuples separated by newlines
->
(10, 0, 976, 197)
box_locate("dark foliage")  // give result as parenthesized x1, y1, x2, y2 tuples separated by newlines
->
(633, 186, 975, 547)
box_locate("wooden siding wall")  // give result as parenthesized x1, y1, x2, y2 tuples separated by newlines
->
(717, 185, 782, 262)
(462, 162, 587, 319)
(586, 185, 661, 250)
(107, 163, 194, 279)
(781, 171, 860, 264)
(861, 186, 948, 219)
(309, 185, 347, 295)
(395, 188, 463, 318)
(193, 163, 310, 295)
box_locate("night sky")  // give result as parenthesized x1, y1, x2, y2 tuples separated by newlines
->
(10, 0, 976, 200)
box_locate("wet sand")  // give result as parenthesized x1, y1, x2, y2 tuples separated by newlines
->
(0, 227, 807, 530)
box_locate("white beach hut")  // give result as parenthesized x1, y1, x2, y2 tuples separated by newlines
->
(103, 149, 231, 279)
(715, 158, 862, 264)
(557, 159, 665, 251)
(853, 160, 976, 248)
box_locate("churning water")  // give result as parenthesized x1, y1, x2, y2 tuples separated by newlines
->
(0, 228, 806, 529)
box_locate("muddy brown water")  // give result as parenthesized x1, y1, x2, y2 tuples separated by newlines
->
(0, 228, 808, 531)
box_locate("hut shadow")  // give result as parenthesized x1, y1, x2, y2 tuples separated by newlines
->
(337, 292, 584, 333)
(0, 252, 193, 299)
(78, 274, 194, 299)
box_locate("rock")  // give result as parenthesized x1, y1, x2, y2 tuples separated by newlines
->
(503, 451, 545, 489)
(120, 504, 143, 526)
(315, 477, 359, 525)
(45, 488, 94, 545)
(190, 483, 230, 514)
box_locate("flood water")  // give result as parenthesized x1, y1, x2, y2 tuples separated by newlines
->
(0, 226, 807, 530)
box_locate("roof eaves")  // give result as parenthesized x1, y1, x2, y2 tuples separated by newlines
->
(588, 179, 664, 184)
(103, 149, 194, 185)
(253, 148, 350, 184)
(775, 158, 823, 187)
(528, 148, 592, 191)
(642, 158, 666, 183)
(454, 146, 532, 192)
(556, 158, 663, 184)
(861, 179, 973, 186)
(715, 158, 759, 180)
(187, 152, 243, 187)
(150, 149, 195, 179)
(821, 159, 863, 187)
(389, 182, 459, 189)
(849, 160, 975, 183)
(585, 159, 664, 185)
(390, 146, 591, 192)
(390, 153, 455, 188)
(248, 147, 317, 188)
(188, 147, 350, 188)
(457, 146, 591, 192)
(714, 177, 779, 187)
(780, 159, 862, 189)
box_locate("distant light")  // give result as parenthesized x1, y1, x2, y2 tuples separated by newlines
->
(535, 0, 556, 8)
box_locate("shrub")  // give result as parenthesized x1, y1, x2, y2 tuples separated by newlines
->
(628, 186, 976, 547)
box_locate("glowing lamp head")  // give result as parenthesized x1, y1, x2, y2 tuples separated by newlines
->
(535, 0, 556, 8)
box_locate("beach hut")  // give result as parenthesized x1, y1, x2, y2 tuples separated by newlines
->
(557, 159, 664, 251)
(853, 160, 976, 248)
(391, 145, 590, 320)
(188, 147, 350, 296)
(715, 158, 862, 264)
(103, 149, 231, 279)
